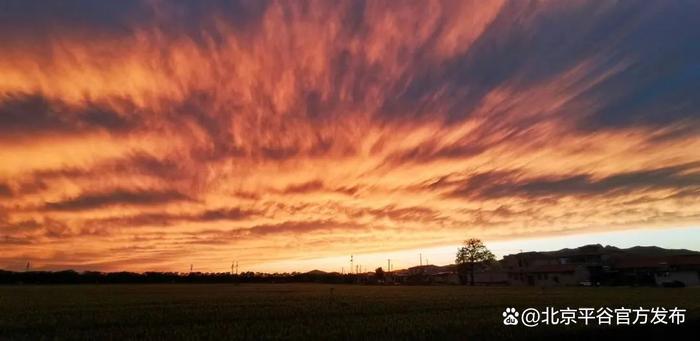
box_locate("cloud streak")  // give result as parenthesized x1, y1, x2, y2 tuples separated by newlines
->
(446, 163, 700, 200)
(44, 189, 191, 211)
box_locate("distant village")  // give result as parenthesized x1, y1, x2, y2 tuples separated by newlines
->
(2, 244, 700, 287)
(362, 244, 700, 287)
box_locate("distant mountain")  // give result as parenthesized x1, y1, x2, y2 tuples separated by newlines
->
(532, 244, 700, 258)
(622, 246, 700, 256)
(305, 269, 328, 275)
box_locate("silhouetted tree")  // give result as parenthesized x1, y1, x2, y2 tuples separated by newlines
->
(375, 267, 385, 282)
(456, 238, 495, 286)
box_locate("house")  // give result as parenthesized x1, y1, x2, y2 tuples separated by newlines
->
(472, 270, 509, 285)
(390, 245, 700, 287)
(430, 271, 460, 284)
(386, 264, 468, 285)
(608, 255, 700, 287)
(609, 257, 666, 286)
(502, 253, 592, 286)
(520, 264, 590, 286)
(653, 255, 700, 287)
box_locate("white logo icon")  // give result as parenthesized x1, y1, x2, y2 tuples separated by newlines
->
(503, 307, 519, 325)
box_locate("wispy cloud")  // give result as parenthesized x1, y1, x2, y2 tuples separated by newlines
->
(0, 0, 699, 272)
(44, 189, 192, 211)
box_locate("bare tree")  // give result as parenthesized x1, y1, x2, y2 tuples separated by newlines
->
(455, 238, 495, 286)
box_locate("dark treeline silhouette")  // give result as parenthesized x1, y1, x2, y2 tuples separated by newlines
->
(6, 243, 699, 286)
(0, 270, 360, 285)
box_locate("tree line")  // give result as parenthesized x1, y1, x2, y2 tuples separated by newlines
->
(2, 238, 495, 285)
(0, 270, 360, 285)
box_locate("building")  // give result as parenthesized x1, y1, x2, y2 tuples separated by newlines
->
(391, 245, 700, 287)
(501, 245, 700, 287)
(508, 264, 590, 286)
(472, 270, 509, 285)
(651, 255, 700, 287)
(430, 271, 460, 284)
(502, 251, 595, 286)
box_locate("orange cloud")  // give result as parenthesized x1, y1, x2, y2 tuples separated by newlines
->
(1, 1, 699, 272)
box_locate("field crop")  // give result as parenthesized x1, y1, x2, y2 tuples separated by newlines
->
(0, 284, 698, 340)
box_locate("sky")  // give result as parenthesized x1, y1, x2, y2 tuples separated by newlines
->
(1, 0, 699, 273)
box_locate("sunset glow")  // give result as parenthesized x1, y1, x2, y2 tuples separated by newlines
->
(1, 0, 699, 272)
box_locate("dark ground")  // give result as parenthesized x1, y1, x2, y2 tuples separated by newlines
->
(0, 284, 698, 340)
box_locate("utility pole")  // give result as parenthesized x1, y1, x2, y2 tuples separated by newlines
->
(190, 264, 193, 273)
(420, 253, 422, 266)
(25, 261, 30, 272)
(350, 255, 354, 274)
(387, 259, 391, 273)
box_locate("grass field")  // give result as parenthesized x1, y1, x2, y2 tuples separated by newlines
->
(1, 284, 698, 340)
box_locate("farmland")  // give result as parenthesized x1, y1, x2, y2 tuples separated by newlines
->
(0, 284, 698, 340)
